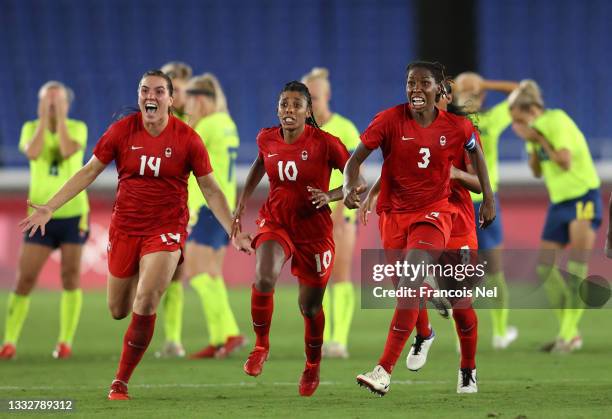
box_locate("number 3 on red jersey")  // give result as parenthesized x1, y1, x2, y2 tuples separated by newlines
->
(418, 147, 430, 168)
(277, 160, 298, 181)
(139, 155, 161, 177)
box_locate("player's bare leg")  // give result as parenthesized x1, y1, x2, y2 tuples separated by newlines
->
(1, 244, 52, 360)
(244, 240, 285, 377)
(108, 250, 179, 400)
(156, 264, 185, 358)
(298, 283, 325, 396)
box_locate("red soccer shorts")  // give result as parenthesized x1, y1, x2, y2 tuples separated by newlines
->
(378, 204, 455, 250)
(252, 220, 335, 288)
(107, 226, 185, 278)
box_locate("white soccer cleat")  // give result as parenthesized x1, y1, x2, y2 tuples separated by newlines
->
(492, 326, 518, 349)
(323, 342, 349, 359)
(154, 341, 186, 358)
(356, 365, 391, 396)
(457, 368, 478, 394)
(406, 329, 435, 371)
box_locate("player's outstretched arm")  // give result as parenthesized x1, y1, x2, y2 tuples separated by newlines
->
(343, 143, 371, 209)
(19, 155, 107, 237)
(481, 79, 519, 94)
(468, 142, 496, 229)
(196, 173, 253, 253)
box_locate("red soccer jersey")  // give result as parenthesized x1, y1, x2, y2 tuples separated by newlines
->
(257, 125, 350, 243)
(361, 104, 477, 214)
(449, 150, 477, 237)
(93, 113, 212, 236)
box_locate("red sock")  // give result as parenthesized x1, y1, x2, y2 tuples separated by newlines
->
(115, 313, 156, 383)
(378, 307, 418, 373)
(251, 285, 274, 349)
(415, 307, 432, 337)
(303, 309, 325, 364)
(453, 307, 478, 369)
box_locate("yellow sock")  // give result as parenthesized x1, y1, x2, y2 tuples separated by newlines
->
(162, 281, 183, 344)
(560, 260, 588, 341)
(213, 275, 240, 340)
(487, 271, 509, 337)
(331, 282, 355, 347)
(58, 289, 82, 345)
(537, 264, 569, 335)
(191, 273, 223, 345)
(4, 293, 30, 345)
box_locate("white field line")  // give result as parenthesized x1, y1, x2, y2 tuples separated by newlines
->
(0, 377, 609, 391)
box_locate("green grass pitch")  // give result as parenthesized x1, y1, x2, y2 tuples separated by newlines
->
(1, 288, 611, 418)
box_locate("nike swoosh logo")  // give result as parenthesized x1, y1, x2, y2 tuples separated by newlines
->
(131, 146, 144, 150)
(392, 326, 410, 332)
(253, 322, 267, 327)
(418, 240, 433, 246)
(424, 215, 437, 220)
(307, 343, 322, 348)
(127, 341, 146, 349)
(267, 153, 278, 157)
(401, 136, 415, 141)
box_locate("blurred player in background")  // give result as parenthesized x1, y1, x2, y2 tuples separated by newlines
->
(1, 81, 88, 361)
(454, 72, 519, 349)
(182, 73, 244, 359)
(233, 81, 351, 396)
(509, 80, 602, 353)
(344, 61, 495, 396)
(302, 67, 360, 359)
(161, 61, 192, 121)
(19, 70, 252, 400)
(360, 81, 484, 393)
(607, 193, 612, 258)
(154, 61, 194, 358)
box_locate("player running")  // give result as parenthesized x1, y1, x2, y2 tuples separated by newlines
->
(1, 81, 88, 361)
(233, 81, 353, 397)
(19, 70, 252, 400)
(454, 72, 519, 349)
(509, 79, 602, 353)
(344, 61, 495, 396)
(182, 73, 245, 359)
(302, 67, 361, 359)
(360, 82, 483, 393)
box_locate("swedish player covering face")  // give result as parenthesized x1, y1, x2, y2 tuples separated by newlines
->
(19, 70, 252, 400)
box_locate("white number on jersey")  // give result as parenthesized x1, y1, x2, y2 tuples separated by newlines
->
(139, 155, 161, 177)
(314, 250, 332, 273)
(277, 160, 298, 181)
(417, 147, 430, 168)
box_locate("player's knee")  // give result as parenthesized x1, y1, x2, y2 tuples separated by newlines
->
(132, 291, 162, 315)
(14, 272, 37, 295)
(60, 269, 80, 290)
(109, 304, 130, 320)
(255, 269, 278, 293)
(300, 303, 322, 318)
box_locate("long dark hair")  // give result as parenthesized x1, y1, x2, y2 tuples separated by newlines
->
(279, 81, 320, 128)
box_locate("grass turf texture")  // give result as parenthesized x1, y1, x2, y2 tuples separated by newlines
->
(1, 288, 611, 418)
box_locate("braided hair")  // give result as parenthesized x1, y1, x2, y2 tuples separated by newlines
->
(280, 81, 320, 128)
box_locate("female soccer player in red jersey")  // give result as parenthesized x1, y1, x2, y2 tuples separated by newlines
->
(360, 81, 483, 393)
(344, 61, 495, 396)
(19, 70, 252, 401)
(231, 81, 353, 397)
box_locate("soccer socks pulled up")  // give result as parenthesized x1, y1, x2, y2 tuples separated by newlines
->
(115, 313, 156, 383)
(162, 281, 183, 344)
(3, 293, 30, 345)
(560, 260, 588, 341)
(322, 288, 331, 342)
(191, 273, 223, 345)
(213, 275, 240, 339)
(331, 282, 355, 346)
(251, 285, 274, 349)
(58, 289, 82, 345)
(453, 308, 478, 369)
(415, 307, 432, 338)
(537, 264, 569, 330)
(487, 271, 509, 337)
(378, 307, 419, 373)
(303, 309, 325, 363)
